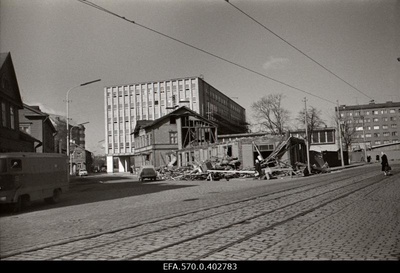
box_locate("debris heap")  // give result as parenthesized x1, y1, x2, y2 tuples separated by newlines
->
(157, 156, 255, 181)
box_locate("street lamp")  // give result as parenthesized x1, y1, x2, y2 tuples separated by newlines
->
(303, 98, 311, 174)
(69, 121, 89, 175)
(66, 79, 101, 175)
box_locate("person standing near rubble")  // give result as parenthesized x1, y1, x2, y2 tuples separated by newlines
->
(380, 152, 391, 176)
(254, 159, 262, 180)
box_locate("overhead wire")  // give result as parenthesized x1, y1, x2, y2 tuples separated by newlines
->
(77, 0, 336, 104)
(224, 0, 373, 101)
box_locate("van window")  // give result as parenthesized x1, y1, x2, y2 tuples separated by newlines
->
(0, 159, 6, 173)
(10, 159, 22, 170)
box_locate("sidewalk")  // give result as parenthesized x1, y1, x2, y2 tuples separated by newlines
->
(329, 162, 367, 172)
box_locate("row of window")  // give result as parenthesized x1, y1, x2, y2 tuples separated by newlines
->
(355, 124, 398, 130)
(341, 108, 400, 117)
(108, 100, 198, 112)
(107, 133, 179, 152)
(107, 84, 244, 118)
(134, 131, 178, 149)
(348, 117, 397, 123)
(106, 80, 198, 98)
(107, 92, 196, 108)
(356, 131, 398, 138)
(205, 86, 244, 116)
(108, 142, 134, 149)
(291, 131, 335, 144)
(107, 101, 198, 122)
(366, 140, 399, 145)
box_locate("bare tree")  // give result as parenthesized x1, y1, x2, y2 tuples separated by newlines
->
(328, 108, 363, 151)
(251, 94, 290, 135)
(296, 106, 326, 145)
(334, 115, 360, 152)
(340, 118, 357, 151)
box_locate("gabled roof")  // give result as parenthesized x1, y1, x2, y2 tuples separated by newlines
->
(0, 52, 23, 108)
(19, 130, 41, 144)
(22, 104, 57, 133)
(22, 104, 47, 117)
(132, 106, 217, 135)
(133, 120, 154, 135)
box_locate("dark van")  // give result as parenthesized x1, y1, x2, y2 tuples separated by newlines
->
(0, 153, 69, 211)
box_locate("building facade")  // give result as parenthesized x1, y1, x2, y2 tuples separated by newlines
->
(290, 127, 337, 152)
(104, 76, 247, 173)
(0, 52, 39, 152)
(336, 101, 400, 150)
(19, 104, 57, 153)
(290, 127, 348, 167)
(132, 106, 218, 170)
(49, 114, 86, 154)
(70, 143, 94, 174)
(132, 108, 307, 171)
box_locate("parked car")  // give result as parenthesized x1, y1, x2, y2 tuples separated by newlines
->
(78, 169, 88, 177)
(138, 165, 157, 181)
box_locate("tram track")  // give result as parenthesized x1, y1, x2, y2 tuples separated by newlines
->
(1, 169, 355, 259)
(2, 167, 390, 260)
(131, 172, 389, 260)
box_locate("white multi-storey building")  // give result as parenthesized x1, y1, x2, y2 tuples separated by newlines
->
(104, 76, 247, 173)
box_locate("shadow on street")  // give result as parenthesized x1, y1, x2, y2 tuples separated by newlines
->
(0, 174, 194, 216)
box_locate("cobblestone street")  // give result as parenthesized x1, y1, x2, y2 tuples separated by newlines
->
(1, 164, 399, 261)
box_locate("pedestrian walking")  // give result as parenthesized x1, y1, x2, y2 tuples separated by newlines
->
(380, 152, 391, 176)
(254, 159, 262, 180)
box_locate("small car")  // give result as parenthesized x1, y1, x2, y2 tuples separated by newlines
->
(78, 169, 88, 177)
(138, 165, 157, 181)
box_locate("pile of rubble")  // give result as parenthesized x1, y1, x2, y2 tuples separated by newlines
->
(156, 156, 255, 181)
(155, 135, 331, 181)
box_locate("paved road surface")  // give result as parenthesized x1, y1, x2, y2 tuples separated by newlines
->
(1, 163, 399, 261)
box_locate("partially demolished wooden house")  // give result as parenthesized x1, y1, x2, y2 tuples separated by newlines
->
(132, 106, 218, 169)
(177, 132, 307, 171)
(132, 106, 307, 176)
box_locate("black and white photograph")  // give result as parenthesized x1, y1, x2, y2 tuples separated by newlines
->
(0, 0, 399, 269)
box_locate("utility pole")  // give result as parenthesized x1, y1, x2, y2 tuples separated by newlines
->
(66, 79, 101, 175)
(336, 100, 345, 167)
(304, 97, 311, 174)
(362, 115, 367, 162)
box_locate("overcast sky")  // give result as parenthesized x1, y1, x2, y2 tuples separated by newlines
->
(1, 0, 399, 154)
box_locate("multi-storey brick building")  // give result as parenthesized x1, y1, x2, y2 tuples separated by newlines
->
(336, 101, 400, 150)
(104, 76, 247, 173)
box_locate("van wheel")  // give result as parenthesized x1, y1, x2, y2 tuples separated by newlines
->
(45, 189, 62, 204)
